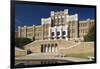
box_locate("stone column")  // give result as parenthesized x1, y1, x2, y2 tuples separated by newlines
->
(46, 46, 48, 53)
(52, 46, 55, 52)
(55, 46, 57, 52)
(54, 27, 57, 40)
(18, 26, 21, 37)
(74, 14, 78, 38)
(60, 26, 62, 39)
(51, 46, 52, 52)
(48, 27, 51, 40)
(32, 25, 35, 40)
(58, 16, 61, 26)
(52, 46, 53, 52)
(54, 46, 56, 52)
(48, 46, 50, 52)
(24, 25, 27, 38)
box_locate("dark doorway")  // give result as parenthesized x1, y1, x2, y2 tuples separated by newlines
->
(41, 44, 43, 53)
(27, 49, 32, 54)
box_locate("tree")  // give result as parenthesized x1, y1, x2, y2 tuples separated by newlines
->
(15, 38, 32, 49)
(84, 25, 95, 42)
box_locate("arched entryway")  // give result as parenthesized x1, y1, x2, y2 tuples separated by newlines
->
(41, 43, 58, 53)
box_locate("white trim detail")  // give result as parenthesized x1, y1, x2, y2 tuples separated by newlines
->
(48, 25, 68, 40)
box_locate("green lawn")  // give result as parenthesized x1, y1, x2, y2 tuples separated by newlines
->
(65, 53, 94, 59)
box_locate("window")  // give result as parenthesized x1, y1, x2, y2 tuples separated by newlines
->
(62, 36, 65, 39)
(51, 32, 54, 36)
(57, 37, 60, 39)
(41, 44, 43, 52)
(27, 49, 32, 54)
(51, 37, 54, 39)
(48, 44, 50, 46)
(58, 18, 61, 25)
(62, 31, 66, 35)
(57, 31, 60, 35)
(51, 19, 54, 27)
(62, 17, 64, 24)
(55, 18, 58, 26)
(55, 43, 57, 46)
(51, 44, 54, 46)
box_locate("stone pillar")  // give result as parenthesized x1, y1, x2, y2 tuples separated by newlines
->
(18, 26, 21, 37)
(52, 46, 53, 52)
(74, 14, 78, 38)
(32, 25, 35, 40)
(54, 27, 57, 40)
(48, 27, 51, 40)
(65, 25, 68, 40)
(60, 27, 62, 39)
(55, 46, 57, 52)
(51, 46, 52, 52)
(58, 15, 61, 26)
(64, 9, 68, 26)
(55, 16, 58, 26)
(48, 46, 51, 52)
(52, 46, 55, 52)
(87, 18, 90, 29)
(46, 46, 48, 53)
(54, 46, 56, 52)
(24, 25, 27, 38)
(41, 18, 44, 40)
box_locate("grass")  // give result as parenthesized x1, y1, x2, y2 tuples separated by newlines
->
(65, 53, 94, 59)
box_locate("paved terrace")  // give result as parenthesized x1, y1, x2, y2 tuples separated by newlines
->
(15, 53, 92, 62)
